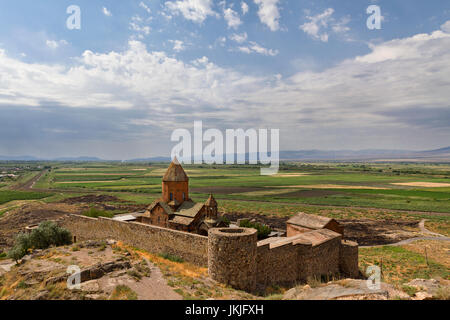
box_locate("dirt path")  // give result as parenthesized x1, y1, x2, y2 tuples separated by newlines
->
(418, 219, 445, 237)
(11, 169, 48, 191)
(361, 219, 450, 248)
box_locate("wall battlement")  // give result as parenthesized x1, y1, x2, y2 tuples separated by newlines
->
(58, 214, 359, 292)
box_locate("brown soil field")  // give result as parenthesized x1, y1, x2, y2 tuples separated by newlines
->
(192, 186, 265, 194)
(278, 184, 388, 190)
(339, 219, 420, 246)
(56, 180, 121, 184)
(275, 189, 343, 198)
(0, 203, 78, 250)
(221, 212, 421, 246)
(61, 195, 124, 204)
(391, 182, 450, 188)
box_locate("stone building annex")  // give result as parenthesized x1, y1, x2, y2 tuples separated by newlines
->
(58, 160, 360, 292)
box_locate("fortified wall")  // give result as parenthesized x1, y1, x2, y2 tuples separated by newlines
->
(58, 214, 208, 265)
(58, 214, 359, 292)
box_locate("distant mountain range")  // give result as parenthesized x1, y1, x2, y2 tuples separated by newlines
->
(1, 146, 449, 162)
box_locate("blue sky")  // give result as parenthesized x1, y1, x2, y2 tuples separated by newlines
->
(0, 0, 449, 159)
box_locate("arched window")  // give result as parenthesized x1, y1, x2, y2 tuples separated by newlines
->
(170, 193, 173, 201)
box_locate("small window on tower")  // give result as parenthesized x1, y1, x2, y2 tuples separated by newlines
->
(170, 193, 173, 201)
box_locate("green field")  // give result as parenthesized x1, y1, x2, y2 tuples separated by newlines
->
(28, 162, 450, 214)
(0, 190, 52, 205)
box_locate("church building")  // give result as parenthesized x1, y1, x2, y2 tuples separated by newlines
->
(136, 157, 224, 235)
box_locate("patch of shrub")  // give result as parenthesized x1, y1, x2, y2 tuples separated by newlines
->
(434, 286, 450, 300)
(82, 207, 114, 218)
(218, 216, 230, 227)
(159, 252, 184, 263)
(7, 221, 72, 263)
(110, 285, 138, 300)
(239, 219, 272, 240)
(17, 280, 29, 289)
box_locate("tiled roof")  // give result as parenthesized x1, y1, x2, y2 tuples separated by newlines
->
(170, 216, 194, 226)
(162, 157, 189, 182)
(287, 212, 333, 229)
(175, 200, 204, 218)
(147, 200, 174, 215)
(294, 228, 341, 246)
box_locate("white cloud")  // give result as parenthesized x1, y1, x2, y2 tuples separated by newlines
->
(229, 32, 248, 43)
(238, 41, 278, 56)
(223, 7, 242, 29)
(169, 40, 186, 52)
(129, 15, 151, 39)
(1, 26, 450, 151)
(102, 7, 112, 17)
(356, 30, 450, 63)
(300, 8, 350, 42)
(241, 2, 249, 15)
(139, 2, 152, 14)
(441, 20, 450, 33)
(253, 0, 280, 31)
(165, 0, 217, 23)
(46, 39, 68, 49)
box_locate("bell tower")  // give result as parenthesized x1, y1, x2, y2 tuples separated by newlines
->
(205, 194, 218, 219)
(162, 157, 189, 207)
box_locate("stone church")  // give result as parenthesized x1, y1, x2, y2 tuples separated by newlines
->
(136, 157, 224, 235)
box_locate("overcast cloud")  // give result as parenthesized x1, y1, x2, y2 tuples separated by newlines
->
(0, 14, 449, 158)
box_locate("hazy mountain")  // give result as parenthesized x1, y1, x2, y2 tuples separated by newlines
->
(1, 146, 449, 162)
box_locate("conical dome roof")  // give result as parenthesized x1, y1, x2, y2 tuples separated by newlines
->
(162, 157, 189, 182)
(205, 194, 217, 207)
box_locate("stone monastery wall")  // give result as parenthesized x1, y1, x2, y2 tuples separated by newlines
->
(58, 214, 208, 266)
(58, 214, 359, 292)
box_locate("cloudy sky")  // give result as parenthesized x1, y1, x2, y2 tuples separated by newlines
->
(0, 0, 449, 159)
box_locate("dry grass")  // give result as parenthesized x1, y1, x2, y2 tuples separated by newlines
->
(402, 240, 450, 268)
(391, 182, 450, 187)
(110, 285, 138, 300)
(114, 242, 207, 279)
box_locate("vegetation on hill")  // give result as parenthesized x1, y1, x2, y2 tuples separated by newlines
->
(82, 207, 114, 218)
(239, 219, 272, 239)
(7, 221, 72, 263)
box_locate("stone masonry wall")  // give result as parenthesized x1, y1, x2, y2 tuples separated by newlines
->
(339, 240, 359, 278)
(256, 239, 299, 287)
(58, 214, 208, 266)
(255, 232, 346, 288)
(208, 228, 257, 292)
(308, 236, 342, 277)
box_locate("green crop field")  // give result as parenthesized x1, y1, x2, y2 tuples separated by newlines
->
(0, 190, 52, 206)
(2, 161, 450, 226)
(25, 161, 450, 215)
